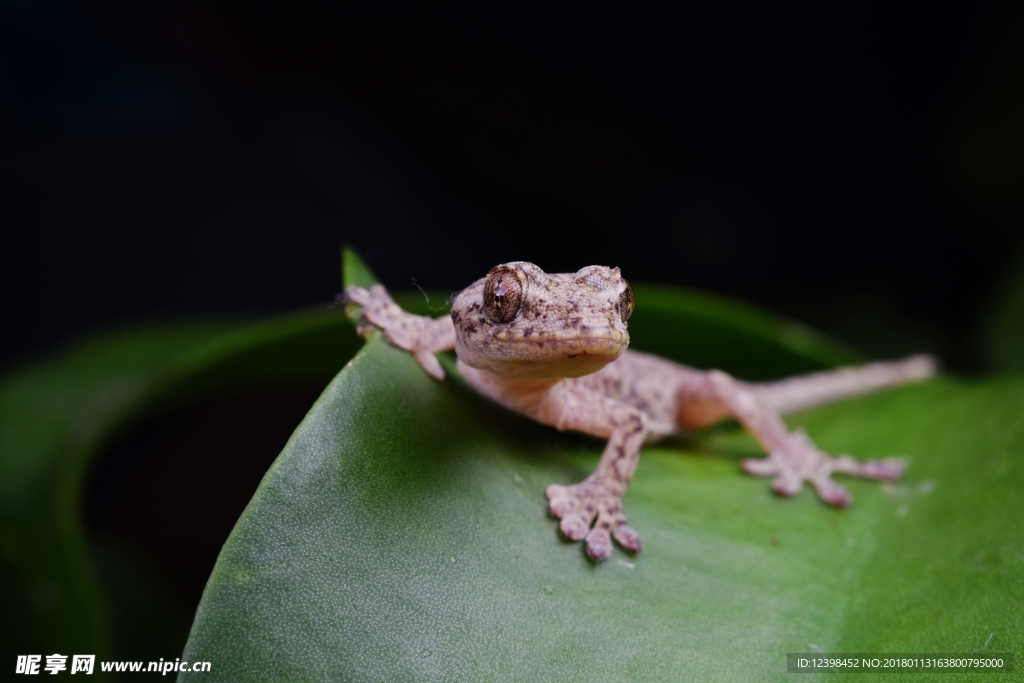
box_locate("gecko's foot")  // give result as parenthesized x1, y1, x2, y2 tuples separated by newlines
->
(742, 429, 906, 507)
(546, 481, 642, 561)
(344, 285, 408, 338)
(343, 284, 448, 380)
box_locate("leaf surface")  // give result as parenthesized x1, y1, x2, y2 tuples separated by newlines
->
(180, 336, 1023, 682)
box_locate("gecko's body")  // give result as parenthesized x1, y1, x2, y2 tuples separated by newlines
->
(346, 262, 935, 561)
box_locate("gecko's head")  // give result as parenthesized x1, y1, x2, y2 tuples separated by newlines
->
(450, 261, 632, 378)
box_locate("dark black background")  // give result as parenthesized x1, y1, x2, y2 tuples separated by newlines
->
(4, 1, 1024, 373)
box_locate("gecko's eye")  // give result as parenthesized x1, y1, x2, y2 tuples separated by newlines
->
(618, 280, 634, 323)
(483, 267, 524, 323)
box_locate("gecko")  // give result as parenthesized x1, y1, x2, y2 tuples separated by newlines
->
(345, 261, 936, 561)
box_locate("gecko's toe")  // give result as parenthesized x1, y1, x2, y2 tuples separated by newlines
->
(835, 455, 905, 481)
(875, 458, 907, 480)
(546, 483, 569, 503)
(742, 457, 779, 477)
(549, 498, 575, 519)
(771, 471, 803, 497)
(612, 523, 643, 553)
(585, 528, 613, 562)
(343, 286, 371, 305)
(560, 514, 591, 541)
(813, 477, 852, 507)
(413, 350, 446, 380)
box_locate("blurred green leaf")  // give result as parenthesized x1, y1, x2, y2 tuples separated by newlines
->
(180, 329, 1021, 680)
(342, 246, 380, 290)
(980, 244, 1024, 372)
(0, 323, 235, 659)
(628, 284, 864, 380)
(0, 311, 362, 658)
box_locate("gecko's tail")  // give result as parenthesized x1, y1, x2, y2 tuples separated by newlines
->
(751, 354, 937, 416)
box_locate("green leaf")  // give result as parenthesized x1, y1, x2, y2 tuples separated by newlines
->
(628, 284, 864, 380)
(0, 323, 235, 658)
(342, 245, 380, 289)
(181, 337, 1023, 681)
(979, 244, 1024, 372)
(0, 311, 362, 657)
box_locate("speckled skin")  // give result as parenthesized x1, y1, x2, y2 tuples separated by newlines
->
(346, 263, 936, 562)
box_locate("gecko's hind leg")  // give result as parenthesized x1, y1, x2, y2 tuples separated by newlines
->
(680, 369, 906, 506)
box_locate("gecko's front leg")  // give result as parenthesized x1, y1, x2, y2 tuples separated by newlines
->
(344, 284, 456, 379)
(541, 384, 647, 561)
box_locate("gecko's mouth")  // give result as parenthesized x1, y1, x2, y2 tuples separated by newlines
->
(465, 334, 628, 378)
(521, 335, 627, 357)
(491, 325, 628, 345)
